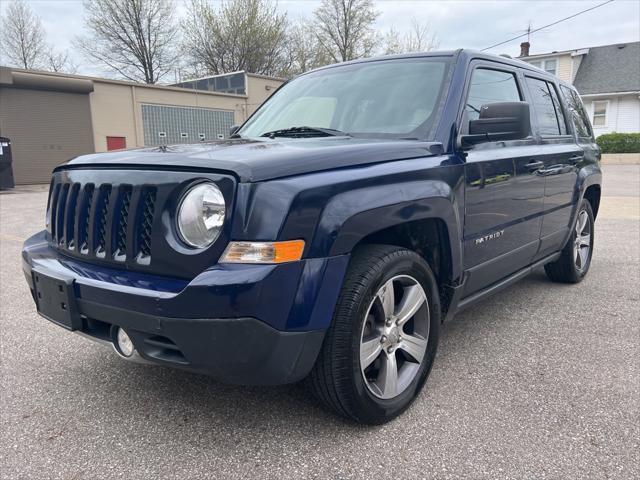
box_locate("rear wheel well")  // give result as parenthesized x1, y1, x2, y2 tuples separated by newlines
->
(354, 218, 454, 317)
(584, 185, 601, 219)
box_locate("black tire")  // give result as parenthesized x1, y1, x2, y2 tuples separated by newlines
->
(308, 244, 440, 424)
(544, 198, 595, 283)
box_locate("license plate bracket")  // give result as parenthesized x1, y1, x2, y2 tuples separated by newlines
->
(33, 269, 81, 330)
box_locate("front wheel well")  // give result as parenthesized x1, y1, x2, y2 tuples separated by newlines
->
(584, 185, 601, 219)
(354, 218, 454, 317)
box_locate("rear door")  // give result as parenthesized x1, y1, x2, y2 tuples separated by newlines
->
(523, 76, 583, 259)
(460, 63, 546, 296)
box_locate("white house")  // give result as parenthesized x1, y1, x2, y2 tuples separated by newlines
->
(519, 41, 640, 136)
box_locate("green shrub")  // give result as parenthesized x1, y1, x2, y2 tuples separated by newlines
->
(596, 132, 640, 153)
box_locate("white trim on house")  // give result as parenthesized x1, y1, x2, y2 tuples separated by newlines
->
(581, 91, 640, 98)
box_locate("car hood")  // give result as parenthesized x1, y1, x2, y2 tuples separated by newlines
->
(62, 137, 443, 182)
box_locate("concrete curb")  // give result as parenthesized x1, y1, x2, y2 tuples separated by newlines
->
(601, 153, 640, 165)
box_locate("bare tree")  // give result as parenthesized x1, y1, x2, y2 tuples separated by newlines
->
(313, 0, 379, 63)
(283, 19, 331, 76)
(404, 20, 439, 52)
(75, 0, 179, 83)
(46, 48, 78, 74)
(383, 20, 439, 55)
(182, 0, 289, 77)
(382, 27, 403, 56)
(0, 0, 47, 69)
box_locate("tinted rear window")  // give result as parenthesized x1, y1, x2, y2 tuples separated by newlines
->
(560, 85, 593, 139)
(525, 77, 567, 136)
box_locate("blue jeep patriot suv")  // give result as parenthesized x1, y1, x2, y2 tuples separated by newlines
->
(22, 50, 601, 424)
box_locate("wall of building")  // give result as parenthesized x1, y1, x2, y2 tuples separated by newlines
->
(245, 74, 284, 119)
(0, 87, 95, 184)
(521, 54, 573, 83)
(0, 67, 283, 183)
(90, 81, 248, 152)
(583, 95, 640, 136)
(556, 55, 573, 83)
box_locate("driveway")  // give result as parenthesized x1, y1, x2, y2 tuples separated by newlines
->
(1, 165, 638, 479)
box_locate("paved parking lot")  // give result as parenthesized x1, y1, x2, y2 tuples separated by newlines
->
(1, 165, 638, 479)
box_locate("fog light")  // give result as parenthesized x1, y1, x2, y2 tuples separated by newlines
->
(116, 328, 135, 357)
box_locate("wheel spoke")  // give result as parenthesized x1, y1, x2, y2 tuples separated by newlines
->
(378, 279, 395, 319)
(395, 285, 427, 326)
(578, 246, 588, 269)
(378, 352, 399, 398)
(360, 337, 383, 370)
(577, 211, 588, 235)
(580, 233, 591, 248)
(399, 333, 427, 364)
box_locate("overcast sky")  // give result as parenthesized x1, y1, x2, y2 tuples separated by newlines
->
(2, 0, 639, 79)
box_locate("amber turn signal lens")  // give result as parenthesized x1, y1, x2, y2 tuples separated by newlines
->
(220, 240, 305, 264)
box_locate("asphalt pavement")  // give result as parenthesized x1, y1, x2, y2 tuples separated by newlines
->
(1, 165, 638, 479)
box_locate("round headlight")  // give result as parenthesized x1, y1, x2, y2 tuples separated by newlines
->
(177, 182, 226, 248)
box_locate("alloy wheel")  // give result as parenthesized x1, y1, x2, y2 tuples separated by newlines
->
(359, 275, 429, 400)
(573, 209, 592, 272)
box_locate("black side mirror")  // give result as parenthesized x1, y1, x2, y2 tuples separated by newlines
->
(229, 125, 240, 137)
(462, 102, 530, 146)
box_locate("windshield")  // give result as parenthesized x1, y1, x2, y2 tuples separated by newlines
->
(239, 57, 451, 140)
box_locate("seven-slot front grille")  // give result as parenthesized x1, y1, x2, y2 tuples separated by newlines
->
(48, 181, 157, 264)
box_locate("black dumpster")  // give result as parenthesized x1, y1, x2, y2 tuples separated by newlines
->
(0, 137, 15, 190)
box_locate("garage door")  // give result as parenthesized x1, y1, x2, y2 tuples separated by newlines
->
(0, 88, 94, 184)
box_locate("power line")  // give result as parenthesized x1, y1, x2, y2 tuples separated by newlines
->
(481, 0, 616, 52)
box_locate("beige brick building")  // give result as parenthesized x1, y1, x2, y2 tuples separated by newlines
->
(0, 67, 283, 184)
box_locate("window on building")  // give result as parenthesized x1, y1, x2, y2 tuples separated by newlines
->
(592, 101, 607, 127)
(560, 85, 593, 139)
(527, 58, 557, 76)
(525, 77, 566, 136)
(465, 69, 522, 127)
(544, 59, 557, 75)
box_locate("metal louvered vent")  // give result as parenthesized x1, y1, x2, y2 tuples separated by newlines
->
(138, 189, 156, 259)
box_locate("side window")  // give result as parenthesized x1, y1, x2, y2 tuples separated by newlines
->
(525, 77, 567, 136)
(465, 68, 521, 129)
(560, 85, 593, 140)
(546, 82, 568, 135)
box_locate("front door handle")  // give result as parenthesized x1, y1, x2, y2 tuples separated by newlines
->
(526, 160, 544, 171)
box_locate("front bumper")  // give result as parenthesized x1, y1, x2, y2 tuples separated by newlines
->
(22, 231, 349, 385)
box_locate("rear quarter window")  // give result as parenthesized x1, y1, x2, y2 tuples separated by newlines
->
(525, 77, 568, 136)
(560, 85, 594, 140)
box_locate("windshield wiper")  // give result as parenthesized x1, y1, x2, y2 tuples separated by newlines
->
(260, 126, 350, 139)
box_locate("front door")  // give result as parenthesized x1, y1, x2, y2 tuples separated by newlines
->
(460, 64, 546, 297)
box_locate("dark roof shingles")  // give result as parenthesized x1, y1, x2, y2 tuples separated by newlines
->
(573, 42, 640, 95)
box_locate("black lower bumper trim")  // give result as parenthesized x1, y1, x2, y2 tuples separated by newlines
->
(76, 298, 325, 385)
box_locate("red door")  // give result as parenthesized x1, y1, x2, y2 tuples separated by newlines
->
(106, 136, 126, 151)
